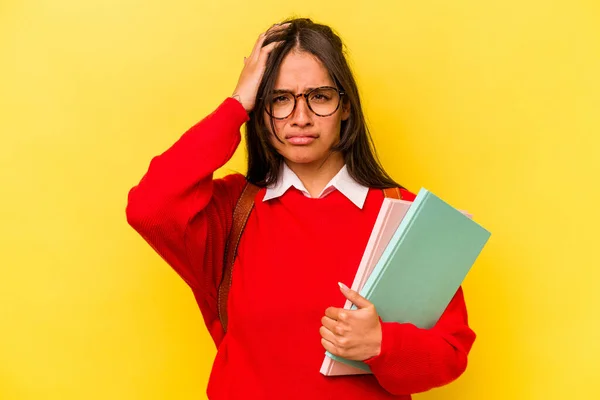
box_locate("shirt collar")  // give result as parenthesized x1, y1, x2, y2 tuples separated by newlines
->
(263, 163, 369, 209)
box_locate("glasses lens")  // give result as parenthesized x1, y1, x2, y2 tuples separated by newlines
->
(308, 88, 340, 116)
(268, 93, 295, 119)
(267, 88, 341, 118)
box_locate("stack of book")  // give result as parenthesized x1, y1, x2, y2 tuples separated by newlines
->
(320, 188, 491, 375)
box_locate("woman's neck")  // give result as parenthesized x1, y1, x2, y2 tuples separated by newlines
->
(285, 152, 345, 198)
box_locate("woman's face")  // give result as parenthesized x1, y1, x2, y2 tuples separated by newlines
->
(264, 51, 350, 168)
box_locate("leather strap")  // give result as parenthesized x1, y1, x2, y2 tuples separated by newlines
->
(383, 186, 403, 200)
(217, 181, 260, 332)
(217, 183, 402, 333)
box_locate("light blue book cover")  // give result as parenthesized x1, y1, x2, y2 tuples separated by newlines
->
(325, 188, 491, 373)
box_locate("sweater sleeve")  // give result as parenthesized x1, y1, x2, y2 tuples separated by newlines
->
(363, 285, 476, 395)
(125, 97, 250, 344)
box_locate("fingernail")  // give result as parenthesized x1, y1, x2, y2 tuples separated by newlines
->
(338, 282, 349, 291)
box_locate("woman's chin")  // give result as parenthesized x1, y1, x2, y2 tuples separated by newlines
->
(284, 155, 325, 165)
(280, 149, 322, 165)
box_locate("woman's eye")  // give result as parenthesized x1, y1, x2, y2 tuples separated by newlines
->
(311, 94, 330, 101)
(273, 95, 290, 103)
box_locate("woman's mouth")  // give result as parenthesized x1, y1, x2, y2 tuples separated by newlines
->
(286, 135, 317, 145)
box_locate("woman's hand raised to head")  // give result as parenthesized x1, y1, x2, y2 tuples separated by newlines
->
(231, 23, 289, 112)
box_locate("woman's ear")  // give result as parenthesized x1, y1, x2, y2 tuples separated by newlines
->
(341, 99, 351, 121)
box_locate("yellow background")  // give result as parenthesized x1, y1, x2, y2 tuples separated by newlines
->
(1, 0, 599, 399)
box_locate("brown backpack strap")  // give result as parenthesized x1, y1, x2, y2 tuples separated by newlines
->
(217, 181, 260, 333)
(382, 187, 403, 200)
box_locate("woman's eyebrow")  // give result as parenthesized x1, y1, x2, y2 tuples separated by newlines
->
(272, 87, 320, 94)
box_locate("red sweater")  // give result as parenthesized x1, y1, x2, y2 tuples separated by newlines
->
(126, 98, 476, 399)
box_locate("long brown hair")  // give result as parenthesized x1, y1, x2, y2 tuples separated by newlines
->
(245, 18, 402, 189)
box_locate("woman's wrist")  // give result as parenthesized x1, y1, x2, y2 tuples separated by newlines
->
(231, 93, 250, 112)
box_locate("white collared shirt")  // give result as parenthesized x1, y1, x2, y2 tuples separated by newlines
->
(263, 163, 370, 209)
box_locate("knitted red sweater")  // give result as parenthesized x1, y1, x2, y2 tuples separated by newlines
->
(126, 98, 476, 399)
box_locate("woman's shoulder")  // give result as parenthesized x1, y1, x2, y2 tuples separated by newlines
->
(213, 173, 248, 200)
(213, 172, 266, 208)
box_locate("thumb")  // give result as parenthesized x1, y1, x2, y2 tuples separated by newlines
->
(338, 282, 372, 309)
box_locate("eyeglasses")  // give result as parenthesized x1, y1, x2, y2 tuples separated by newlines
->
(265, 86, 345, 120)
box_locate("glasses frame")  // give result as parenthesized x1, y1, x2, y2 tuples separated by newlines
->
(265, 86, 346, 120)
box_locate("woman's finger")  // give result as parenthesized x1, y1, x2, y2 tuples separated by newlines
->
(257, 40, 284, 62)
(267, 22, 291, 34)
(319, 325, 338, 344)
(321, 337, 340, 356)
(248, 23, 289, 62)
(321, 315, 342, 336)
(324, 307, 342, 321)
(248, 32, 268, 61)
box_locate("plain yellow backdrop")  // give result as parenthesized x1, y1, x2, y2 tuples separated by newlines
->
(1, 0, 599, 399)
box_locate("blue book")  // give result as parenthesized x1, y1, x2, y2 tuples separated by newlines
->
(325, 188, 491, 373)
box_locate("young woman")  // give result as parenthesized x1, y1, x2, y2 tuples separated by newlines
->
(126, 18, 475, 399)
